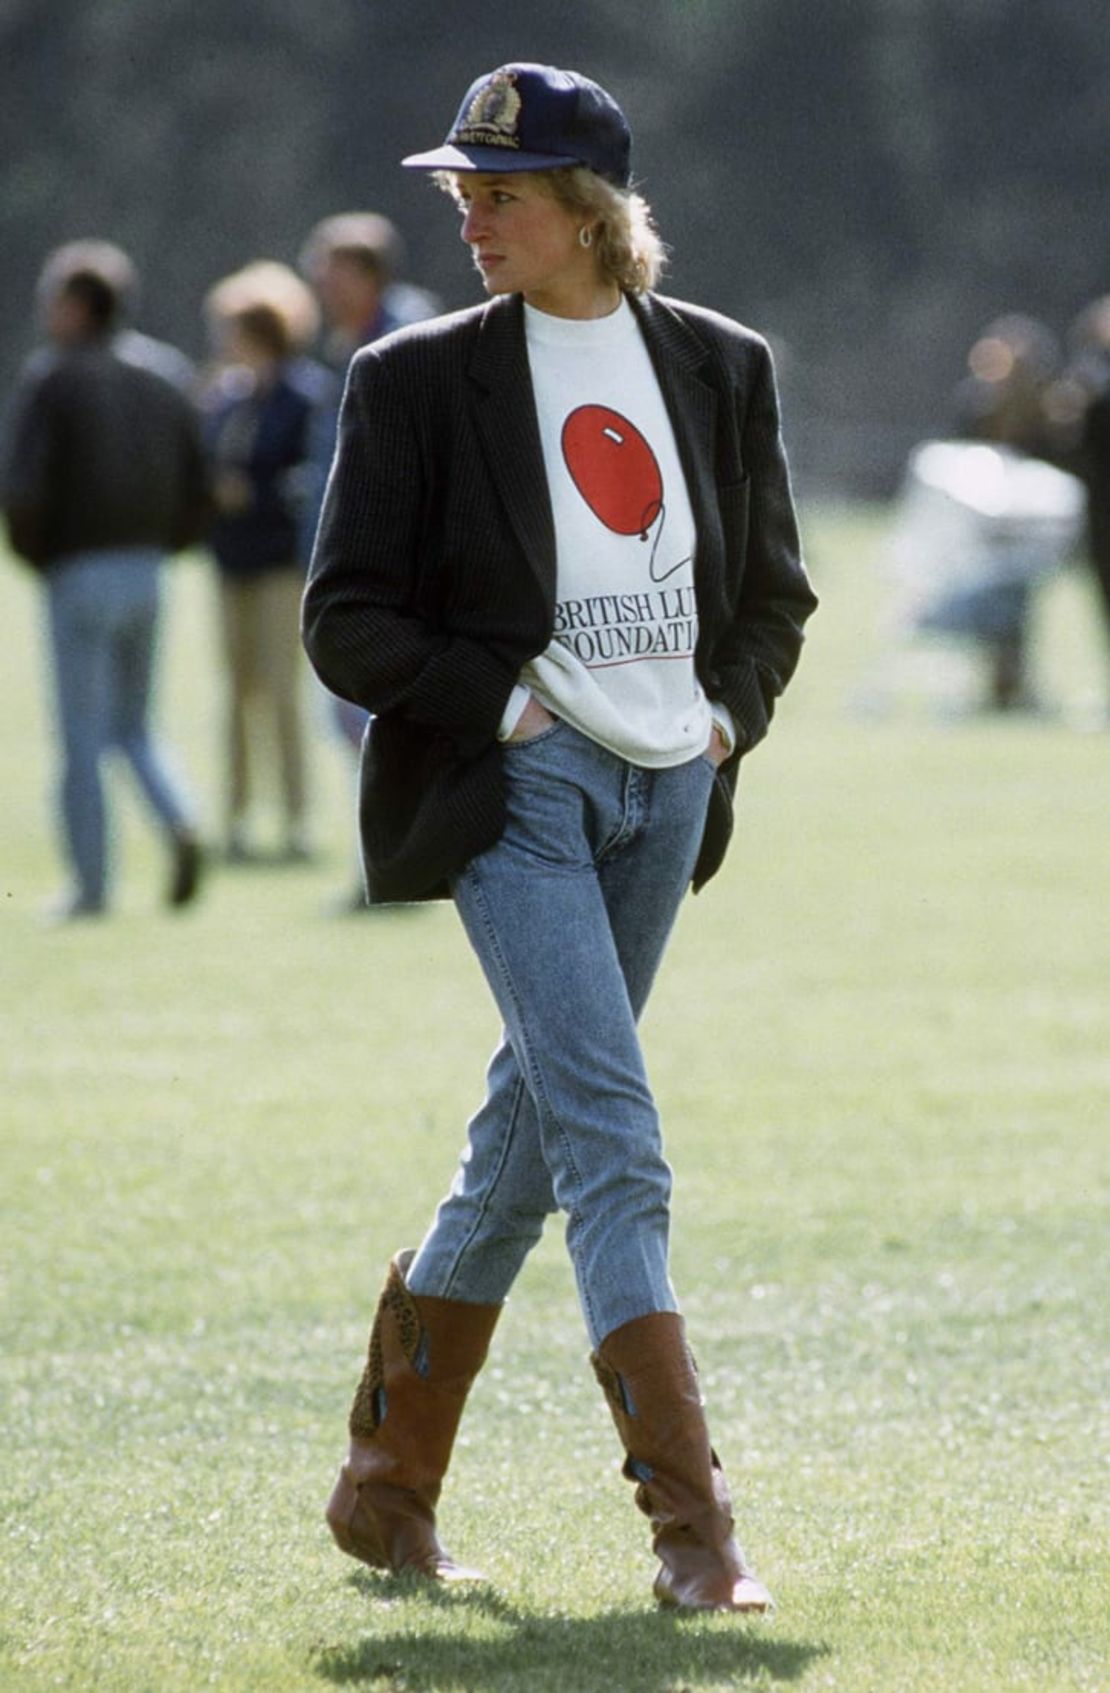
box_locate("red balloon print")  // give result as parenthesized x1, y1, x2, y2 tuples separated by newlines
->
(561, 405, 663, 538)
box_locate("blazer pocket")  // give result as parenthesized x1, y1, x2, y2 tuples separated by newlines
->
(359, 713, 505, 901)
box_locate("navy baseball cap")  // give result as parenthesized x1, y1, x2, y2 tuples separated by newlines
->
(402, 63, 632, 189)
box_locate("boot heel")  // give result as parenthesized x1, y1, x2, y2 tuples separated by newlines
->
(325, 1465, 389, 1567)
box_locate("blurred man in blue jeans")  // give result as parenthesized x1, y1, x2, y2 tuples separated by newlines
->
(2, 241, 210, 920)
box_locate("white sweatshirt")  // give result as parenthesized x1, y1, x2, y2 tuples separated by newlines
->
(497, 297, 729, 767)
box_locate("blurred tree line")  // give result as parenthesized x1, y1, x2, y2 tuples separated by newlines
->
(2, 0, 1107, 493)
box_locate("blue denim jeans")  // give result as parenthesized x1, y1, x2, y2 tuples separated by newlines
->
(46, 548, 194, 907)
(407, 720, 717, 1347)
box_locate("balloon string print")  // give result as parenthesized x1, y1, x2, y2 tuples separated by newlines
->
(561, 405, 687, 582)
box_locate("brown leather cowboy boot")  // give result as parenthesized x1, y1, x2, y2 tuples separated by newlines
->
(325, 1249, 500, 1579)
(592, 1310, 773, 1612)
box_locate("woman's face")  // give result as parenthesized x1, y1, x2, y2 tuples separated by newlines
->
(455, 173, 614, 318)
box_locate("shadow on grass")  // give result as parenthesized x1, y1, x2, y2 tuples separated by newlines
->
(314, 1571, 828, 1691)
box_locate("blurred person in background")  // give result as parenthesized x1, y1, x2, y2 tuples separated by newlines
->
(201, 261, 327, 864)
(1075, 300, 1110, 663)
(304, 63, 816, 1610)
(34, 238, 197, 394)
(298, 212, 440, 908)
(299, 211, 439, 383)
(1048, 294, 1110, 675)
(949, 312, 1062, 710)
(1, 240, 208, 920)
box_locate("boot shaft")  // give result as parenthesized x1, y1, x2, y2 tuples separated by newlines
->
(348, 1250, 501, 1474)
(591, 1310, 722, 1516)
(591, 1310, 772, 1611)
(328, 1249, 500, 1579)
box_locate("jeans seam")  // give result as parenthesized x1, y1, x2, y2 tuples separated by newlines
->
(440, 1069, 529, 1298)
(462, 864, 591, 1317)
(596, 763, 647, 866)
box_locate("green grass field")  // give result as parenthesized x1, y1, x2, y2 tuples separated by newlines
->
(2, 510, 1108, 1692)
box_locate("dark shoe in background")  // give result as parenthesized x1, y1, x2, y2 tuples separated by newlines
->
(168, 830, 204, 908)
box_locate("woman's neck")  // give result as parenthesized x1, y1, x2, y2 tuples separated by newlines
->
(522, 279, 622, 321)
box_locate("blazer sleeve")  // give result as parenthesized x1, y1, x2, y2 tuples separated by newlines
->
(711, 339, 817, 754)
(301, 347, 519, 757)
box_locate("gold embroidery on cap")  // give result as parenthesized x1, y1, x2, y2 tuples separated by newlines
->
(452, 69, 523, 150)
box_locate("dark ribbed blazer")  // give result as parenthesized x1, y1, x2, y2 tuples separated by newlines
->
(302, 289, 817, 903)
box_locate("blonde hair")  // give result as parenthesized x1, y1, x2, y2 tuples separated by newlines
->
(543, 167, 666, 295)
(435, 168, 666, 295)
(204, 260, 320, 356)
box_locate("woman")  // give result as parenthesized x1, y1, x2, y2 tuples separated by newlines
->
(303, 62, 817, 1611)
(203, 262, 326, 862)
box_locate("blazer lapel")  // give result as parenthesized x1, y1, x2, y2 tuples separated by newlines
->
(628, 293, 722, 586)
(468, 294, 557, 615)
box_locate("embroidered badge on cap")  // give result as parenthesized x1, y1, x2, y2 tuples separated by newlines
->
(452, 69, 522, 149)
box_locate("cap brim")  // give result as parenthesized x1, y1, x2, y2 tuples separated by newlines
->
(401, 143, 584, 174)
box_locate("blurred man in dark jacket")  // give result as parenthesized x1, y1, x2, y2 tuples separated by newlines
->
(2, 241, 209, 919)
(297, 213, 440, 907)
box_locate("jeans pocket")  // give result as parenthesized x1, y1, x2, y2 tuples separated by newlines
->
(502, 717, 565, 754)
